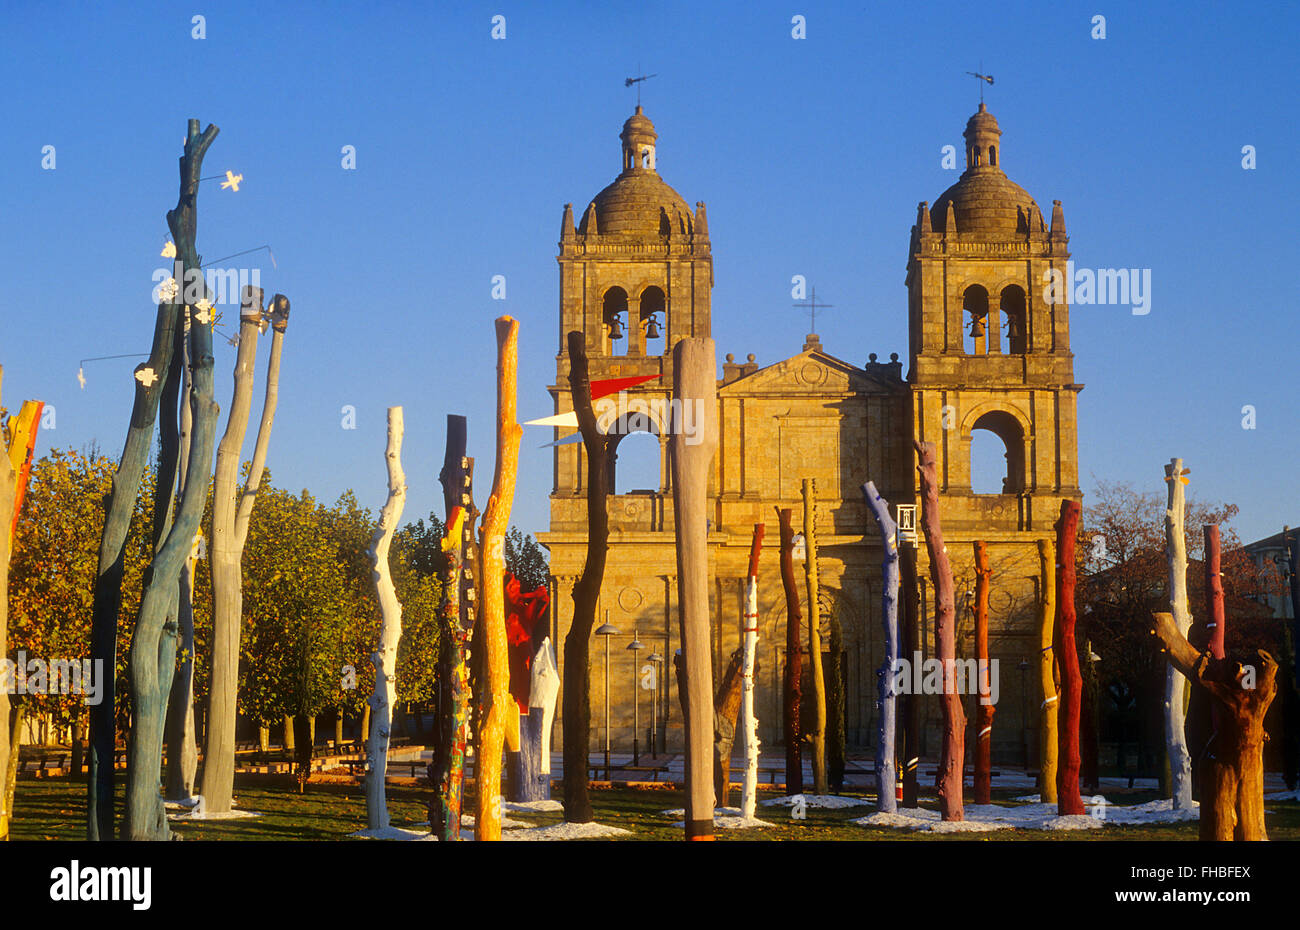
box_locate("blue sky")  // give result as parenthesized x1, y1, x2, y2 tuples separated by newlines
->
(1, 0, 1295, 544)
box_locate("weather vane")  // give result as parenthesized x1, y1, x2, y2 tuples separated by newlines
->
(793, 285, 834, 335)
(624, 71, 657, 107)
(966, 66, 994, 104)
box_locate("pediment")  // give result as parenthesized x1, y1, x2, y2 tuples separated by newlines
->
(719, 349, 891, 396)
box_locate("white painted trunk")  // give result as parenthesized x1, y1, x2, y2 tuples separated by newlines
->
(740, 575, 760, 820)
(531, 638, 560, 776)
(365, 406, 406, 830)
(1163, 457, 1194, 810)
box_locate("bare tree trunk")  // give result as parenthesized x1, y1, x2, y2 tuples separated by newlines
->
(973, 540, 995, 804)
(1037, 539, 1059, 805)
(1163, 458, 1194, 810)
(364, 407, 406, 831)
(777, 508, 803, 796)
(914, 441, 963, 820)
(1055, 499, 1085, 816)
(475, 317, 522, 842)
(862, 481, 898, 813)
(561, 332, 610, 824)
(1150, 612, 1277, 840)
(801, 479, 827, 796)
(670, 337, 719, 840)
(740, 524, 764, 820)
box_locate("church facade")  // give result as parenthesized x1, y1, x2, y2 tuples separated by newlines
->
(537, 103, 1082, 763)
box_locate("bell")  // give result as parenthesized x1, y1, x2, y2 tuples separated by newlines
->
(644, 315, 661, 339)
(969, 313, 986, 337)
(608, 315, 624, 341)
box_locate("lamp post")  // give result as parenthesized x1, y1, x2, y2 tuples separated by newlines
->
(648, 652, 663, 758)
(1017, 658, 1030, 768)
(627, 630, 644, 766)
(595, 614, 619, 780)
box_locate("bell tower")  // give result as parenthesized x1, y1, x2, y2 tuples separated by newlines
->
(906, 104, 1081, 530)
(551, 107, 713, 500)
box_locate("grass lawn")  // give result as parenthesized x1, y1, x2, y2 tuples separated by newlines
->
(13, 777, 1300, 841)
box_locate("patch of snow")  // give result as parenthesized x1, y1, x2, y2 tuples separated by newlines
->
(1265, 788, 1300, 802)
(1100, 798, 1199, 825)
(760, 794, 868, 809)
(501, 821, 632, 841)
(349, 825, 437, 841)
(460, 813, 531, 830)
(503, 798, 564, 813)
(1041, 815, 1104, 831)
(168, 808, 262, 822)
(661, 806, 742, 818)
(852, 809, 939, 829)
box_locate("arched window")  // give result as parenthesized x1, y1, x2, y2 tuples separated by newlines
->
(640, 285, 666, 355)
(1001, 285, 1027, 354)
(963, 285, 990, 355)
(602, 286, 628, 350)
(607, 413, 661, 494)
(988, 145, 997, 167)
(969, 410, 1025, 494)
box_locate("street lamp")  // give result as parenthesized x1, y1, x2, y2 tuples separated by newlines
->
(1016, 658, 1030, 768)
(595, 614, 620, 779)
(648, 652, 663, 758)
(627, 630, 644, 766)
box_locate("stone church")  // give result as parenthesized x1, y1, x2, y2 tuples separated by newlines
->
(537, 103, 1082, 763)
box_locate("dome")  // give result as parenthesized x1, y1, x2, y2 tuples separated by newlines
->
(578, 106, 695, 237)
(930, 103, 1043, 235)
(931, 172, 1041, 235)
(585, 172, 693, 236)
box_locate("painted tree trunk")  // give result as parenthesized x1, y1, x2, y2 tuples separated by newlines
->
(862, 481, 899, 813)
(0, 393, 41, 840)
(365, 406, 406, 830)
(475, 316, 522, 841)
(801, 478, 828, 797)
(561, 331, 610, 824)
(5, 399, 42, 549)
(164, 317, 198, 801)
(827, 613, 846, 794)
(670, 336, 719, 840)
(431, 415, 475, 840)
(508, 638, 559, 803)
(740, 524, 764, 820)
(1054, 499, 1085, 816)
(1150, 611, 1277, 840)
(711, 649, 745, 808)
(204, 290, 289, 815)
(777, 507, 804, 796)
(1189, 524, 1226, 794)
(973, 540, 995, 804)
(899, 543, 921, 808)
(1037, 538, 1059, 805)
(88, 299, 183, 840)
(1163, 458, 1194, 810)
(913, 440, 964, 820)
(126, 120, 222, 841)
(0, 370, 17, 841)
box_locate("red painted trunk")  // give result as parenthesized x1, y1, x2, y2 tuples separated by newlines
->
(913, 441, 964, 820)
(973, 541, 994, 805)
(1204, 525, 1226, 660)
(1054, 500, 1085, 815)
